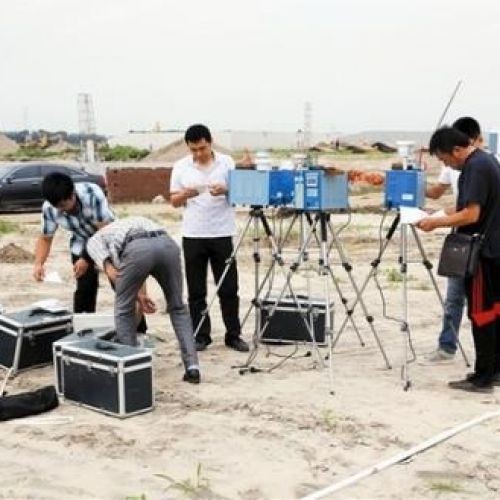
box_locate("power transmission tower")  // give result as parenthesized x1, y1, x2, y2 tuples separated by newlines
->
(77, 93, 96, 163)
(304, 101, 312, 149)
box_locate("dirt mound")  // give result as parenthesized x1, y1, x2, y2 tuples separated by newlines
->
(144, 138, 232, 162)
(0, 133, 19, 154)
(0, 243, 34, 263)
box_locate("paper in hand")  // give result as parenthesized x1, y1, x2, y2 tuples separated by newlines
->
(399, 207, 429, 225)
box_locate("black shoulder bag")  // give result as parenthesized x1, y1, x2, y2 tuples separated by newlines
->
(437, 213, 494, 279)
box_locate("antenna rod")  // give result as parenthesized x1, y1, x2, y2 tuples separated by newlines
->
(436, 79, 462, 128)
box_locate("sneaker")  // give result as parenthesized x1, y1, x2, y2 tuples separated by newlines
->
(225, 337, 250, 352)
(423, 348, 455, 363)
(448, 378, 493, 394)
(183, 368, 201, 384)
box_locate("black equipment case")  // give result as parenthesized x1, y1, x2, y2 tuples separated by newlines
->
(0, 309, 73, 374)
(259, 296, 334, 346)
(59, 338, 153, 418)
(53, 327, 116, 396)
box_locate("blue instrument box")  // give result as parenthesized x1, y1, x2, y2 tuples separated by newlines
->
(384, 169, 425, 209)
(294, 170, 349, 211)
(229, 170, 295, 207)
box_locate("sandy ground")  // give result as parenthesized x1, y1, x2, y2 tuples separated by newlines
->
(0, 166, 499, 500)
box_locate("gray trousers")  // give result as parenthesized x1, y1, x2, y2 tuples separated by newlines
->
(114, 235, 198, 370)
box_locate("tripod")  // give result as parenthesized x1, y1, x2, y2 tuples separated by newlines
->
(239, 210, 392, 394)
(193, 206, 323, 363)
(335, 211, 470, 390)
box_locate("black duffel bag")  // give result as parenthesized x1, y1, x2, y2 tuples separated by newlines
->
(0, 386, 58, 421)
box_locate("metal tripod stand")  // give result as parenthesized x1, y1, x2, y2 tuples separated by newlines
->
(335, 211, 470, 390)
(193, 206, 322, 362)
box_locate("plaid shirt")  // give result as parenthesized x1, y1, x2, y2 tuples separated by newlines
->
(86, 216, 164, 269)
(41, 182, 115, 256)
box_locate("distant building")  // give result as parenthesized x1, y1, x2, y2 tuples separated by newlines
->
(108, 130, 334, 152)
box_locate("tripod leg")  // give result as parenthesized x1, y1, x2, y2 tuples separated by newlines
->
(318, 213, 335, 394)
(304, 213, 366, 349)
(328, 221, 391, 368)
(400, 223, 412, 390)
(193, 213, 254, 338)
(336, 213, 400, 344)
(239, 211, 321, 371)
(410, 225, 470, 367)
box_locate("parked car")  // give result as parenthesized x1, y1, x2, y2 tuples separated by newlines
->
(0, 162, 107, 212)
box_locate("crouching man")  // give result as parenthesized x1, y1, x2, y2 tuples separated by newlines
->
(86, 216, 200, 384)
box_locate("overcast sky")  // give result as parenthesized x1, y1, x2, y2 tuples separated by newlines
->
(1, 0, 499, 135)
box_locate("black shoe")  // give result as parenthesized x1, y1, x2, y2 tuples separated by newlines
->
(195, 338, 212, 352)
(225, 337, 250, 352)
(466, 371, 500, 386)
(448, 378, 493, 394)
(183, 368, 201, 384)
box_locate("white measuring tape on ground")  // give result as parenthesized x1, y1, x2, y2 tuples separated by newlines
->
(302, 410, 500, 499)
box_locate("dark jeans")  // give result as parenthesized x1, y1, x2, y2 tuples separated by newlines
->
(71, 254, 98, 313)
(182, 236, 241, 342)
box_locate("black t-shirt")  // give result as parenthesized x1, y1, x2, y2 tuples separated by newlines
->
(456, 149, 500, 258)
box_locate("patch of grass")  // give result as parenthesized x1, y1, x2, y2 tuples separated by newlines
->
(384, 268, 417, 283)
(414, 282, 431, 291)
(125, 495, 147, 500)
(0, 218, 20, 234)
(155, 463, 210, 498)
(321, 409, 338, 431)
(429, 481, 465, 494)
(100, 145, 150, 161)
(115, 209, 130, 218)
(385, 267, 403, 283)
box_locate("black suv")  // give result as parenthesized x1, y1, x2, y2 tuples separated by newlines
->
(0, 162, 107, 212)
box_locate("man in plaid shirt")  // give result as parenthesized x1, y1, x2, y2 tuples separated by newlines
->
(33, 172, 114, 312)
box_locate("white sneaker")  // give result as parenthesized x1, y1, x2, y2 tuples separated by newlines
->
(422, 348, 455, 364)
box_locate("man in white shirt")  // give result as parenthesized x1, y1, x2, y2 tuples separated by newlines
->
(170, 124, 249, 352)
(425, 117, 483, 362)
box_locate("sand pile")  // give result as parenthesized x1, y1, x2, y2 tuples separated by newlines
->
(0, 243, 34, 263)
(46, 140, 76, 153)
(0, 133, 19, 155)
(144, 138, 232, 162)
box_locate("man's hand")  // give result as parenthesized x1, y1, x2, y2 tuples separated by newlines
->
(208, 183, 227, 196)
(104, 261, 119, 284)
(183, 187, 199, 199)
(137, 294, 157, 314)
(33, 262, 45, 282)
(417, 217, 439, 232)
(73, 258, 89, 279)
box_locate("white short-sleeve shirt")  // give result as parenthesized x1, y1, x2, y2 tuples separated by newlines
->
(438, 166, 460, 199)
(170, 151, 236, 237)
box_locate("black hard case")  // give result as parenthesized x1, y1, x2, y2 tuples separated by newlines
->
(259, 297, 334, 345)
(0, 309, 73, 374)
(53, 327, 116, 396)
(60, 338, 153, 418)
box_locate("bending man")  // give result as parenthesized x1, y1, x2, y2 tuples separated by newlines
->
(86, 216, 200, 383)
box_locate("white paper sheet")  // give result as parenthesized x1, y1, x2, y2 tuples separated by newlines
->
(30, 298, 66, 313)
(399, 207, 446, 225)
(399, 207, 429, 225)
(43, 271, 63, 284)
